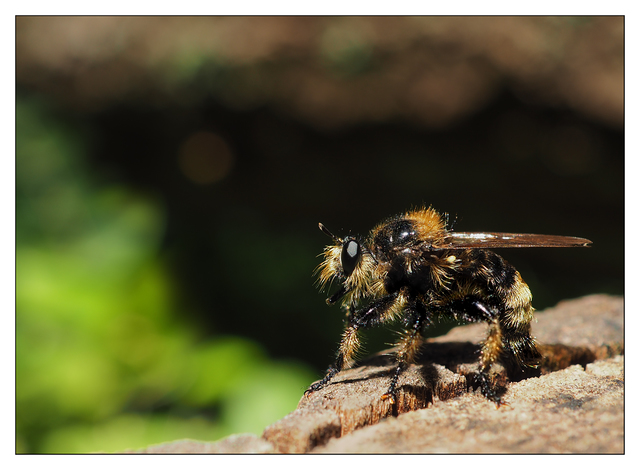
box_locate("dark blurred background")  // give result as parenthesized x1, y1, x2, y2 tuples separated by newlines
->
(16, 16, 623, 453)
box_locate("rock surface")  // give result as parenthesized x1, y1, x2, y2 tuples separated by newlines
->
(130, 434, 275, 454)
(131, 294, 623, 454)
(310, 356, 623, 453)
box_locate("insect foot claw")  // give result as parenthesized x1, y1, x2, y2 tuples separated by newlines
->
(305, 372, 335, 396)
(380, 392, 396, 404)
(495, 398, 509, 409)
(476, 369, 508, 406)
(305, 382, 322, 396)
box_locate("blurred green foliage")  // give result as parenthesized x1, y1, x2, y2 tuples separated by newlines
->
(16, 96, 315, 453)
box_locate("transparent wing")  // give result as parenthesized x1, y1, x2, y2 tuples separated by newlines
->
(433, 232, 592, 249)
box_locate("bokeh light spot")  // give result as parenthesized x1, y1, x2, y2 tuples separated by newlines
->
(178, 131, 234, 184)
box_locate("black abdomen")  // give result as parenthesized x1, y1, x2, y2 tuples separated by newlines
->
(458, 249, 518, 293)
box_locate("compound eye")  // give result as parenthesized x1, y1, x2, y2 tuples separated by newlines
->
(341, 238, 361, 277)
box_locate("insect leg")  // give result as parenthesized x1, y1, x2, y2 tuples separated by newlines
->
(499, 320, 540, 371)
(381, 300, 427, 404)
(305, 292, 403, 396)
(476, 305, 540, 404)
(452, 293, 515, 404)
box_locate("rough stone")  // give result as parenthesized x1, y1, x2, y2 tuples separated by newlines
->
(313, 356, 623, 453)
(129, 434, 275, 454)
(263, 294, 623, 453)
(131, 294, 623, 454)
